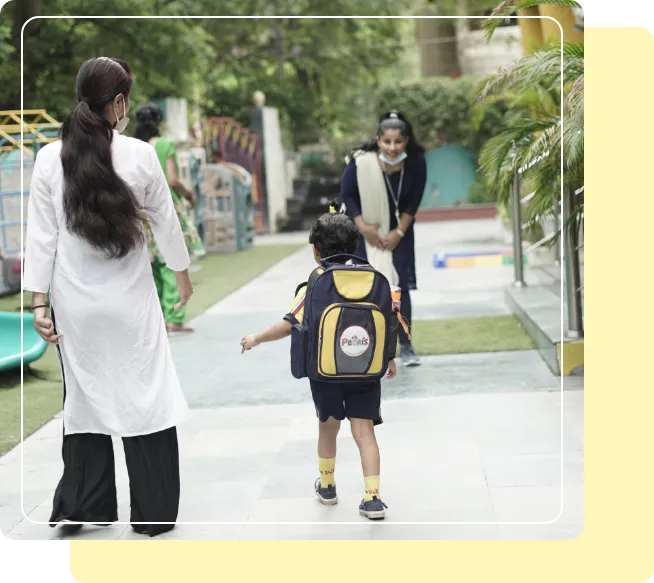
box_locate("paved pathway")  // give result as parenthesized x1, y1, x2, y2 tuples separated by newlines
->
(0, 219, 584, 540)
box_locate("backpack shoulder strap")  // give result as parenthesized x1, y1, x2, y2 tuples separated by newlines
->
(306, 267, 325, 293)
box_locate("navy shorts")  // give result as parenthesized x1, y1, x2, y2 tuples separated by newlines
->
(309, 380, 383, 426)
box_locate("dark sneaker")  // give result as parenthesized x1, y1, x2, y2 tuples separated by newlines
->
(359, 496, 388, 520)
(315, 478, 338, 505)
(400, 344, 421, 367)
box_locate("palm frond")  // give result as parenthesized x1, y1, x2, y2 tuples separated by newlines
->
(478, 59, 529, 101)
(478, 44, 581, 100)
(479, 133, 520, 203)
(479, 117, 558, 204)
(480, 50, 558, 98)
(516, 160, 578, 235)
(472, 88, 544, 131)
(563, 111, 583, 171)
(565, 74, 583, 115)
(477, 3, 584, 237)
(563, 73, 584, 171)
(522, 118, 562, 162)
(522, 202, 583, 252)
(562, 42, 584, 60)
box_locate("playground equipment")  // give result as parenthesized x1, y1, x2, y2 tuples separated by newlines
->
(0, 110, 61, 367)
(0, 312, 48, 372)
(194, 160, 255, 253)
(0, 251, 21, 296)
(0, 109, 61, 266)
(0, 109, 61, 158)
(182, 118, 258, 251)
(194, 117, 265, 234)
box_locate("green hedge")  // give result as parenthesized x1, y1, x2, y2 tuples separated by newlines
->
(374, 76, 526, 203)
(374, 76, 512, 158)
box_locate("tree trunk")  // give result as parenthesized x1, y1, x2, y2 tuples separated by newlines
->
(12, 0, 43, 41)
(415, 11, 460, 78)
(9, 0, 44, 109)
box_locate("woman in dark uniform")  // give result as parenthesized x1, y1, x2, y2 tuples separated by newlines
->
(339, 111, 427, 366)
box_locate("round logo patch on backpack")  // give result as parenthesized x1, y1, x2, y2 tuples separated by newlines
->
(340, 326, 371, 357)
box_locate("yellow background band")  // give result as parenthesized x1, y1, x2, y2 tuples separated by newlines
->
(70, 27, 654, 583)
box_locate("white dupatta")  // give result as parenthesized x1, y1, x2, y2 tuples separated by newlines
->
(353, 151, 399, 286)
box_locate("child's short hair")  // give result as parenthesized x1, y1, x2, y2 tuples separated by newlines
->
(309, 202, 360, 262)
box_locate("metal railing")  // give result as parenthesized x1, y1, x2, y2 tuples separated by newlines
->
(510, 143, 584, 339)
(510, 144, 525, 287)
(563, 186, 583, 339)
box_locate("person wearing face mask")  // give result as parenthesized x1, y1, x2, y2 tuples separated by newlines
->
(23, 57, 192, 536)
(340, 111, 427, 367)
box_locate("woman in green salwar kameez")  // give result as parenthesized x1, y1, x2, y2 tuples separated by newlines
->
(135, 103, 205, 334)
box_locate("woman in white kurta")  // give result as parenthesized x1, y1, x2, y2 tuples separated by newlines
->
(23, 57, 192, 537)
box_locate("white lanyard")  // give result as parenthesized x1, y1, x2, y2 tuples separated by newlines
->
(382, 166, 404, 222)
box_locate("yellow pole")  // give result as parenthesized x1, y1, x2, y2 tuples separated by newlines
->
(538, 6, 584, 44)
(518, 8, 544, 55)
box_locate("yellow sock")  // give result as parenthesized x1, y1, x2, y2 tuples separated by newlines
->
(364, 476, 380, 501)
(319, 457, 336, 488)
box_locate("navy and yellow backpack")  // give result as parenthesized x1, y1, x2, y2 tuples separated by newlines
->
(289, 254, 403, 382)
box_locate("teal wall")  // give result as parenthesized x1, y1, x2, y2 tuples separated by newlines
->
(421, 145, 477, 208)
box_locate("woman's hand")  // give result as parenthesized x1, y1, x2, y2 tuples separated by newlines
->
(360, 223, 385, 250)
(382, 229, 402, 252)
(174, 270, 194, 312)
(185, 188, 197, 210)
(33, 307, 62, 344)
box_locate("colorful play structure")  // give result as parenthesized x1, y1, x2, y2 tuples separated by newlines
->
(0, 109, 260, 371)
(0, 110, 60, 371)
(193, 117, 264, 235)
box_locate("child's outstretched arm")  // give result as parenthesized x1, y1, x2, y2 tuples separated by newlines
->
(241, 320, 292, 353)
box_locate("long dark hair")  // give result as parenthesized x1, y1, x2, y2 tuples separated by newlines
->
(134, 102, 163, 142)
(348, 111, 425, 160)
(60, 57, 142, 259)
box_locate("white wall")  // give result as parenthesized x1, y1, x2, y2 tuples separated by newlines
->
(163, 97, 189, 143)
(285, 153, 298, 200)
(457, 26, 523, 76)
(261, 107, 287, 233)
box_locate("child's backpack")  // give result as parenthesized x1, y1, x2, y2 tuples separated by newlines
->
(290, 254, 401, 382)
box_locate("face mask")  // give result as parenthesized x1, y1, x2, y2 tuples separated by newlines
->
(113, 97, 129, 133)
(378, 151, 407, 166)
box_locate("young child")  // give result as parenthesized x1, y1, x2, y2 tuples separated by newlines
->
(240, 206, 396, 520)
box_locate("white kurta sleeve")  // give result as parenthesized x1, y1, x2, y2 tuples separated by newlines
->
(144, 146, 191, 272)
(23, 149, 58, 293)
